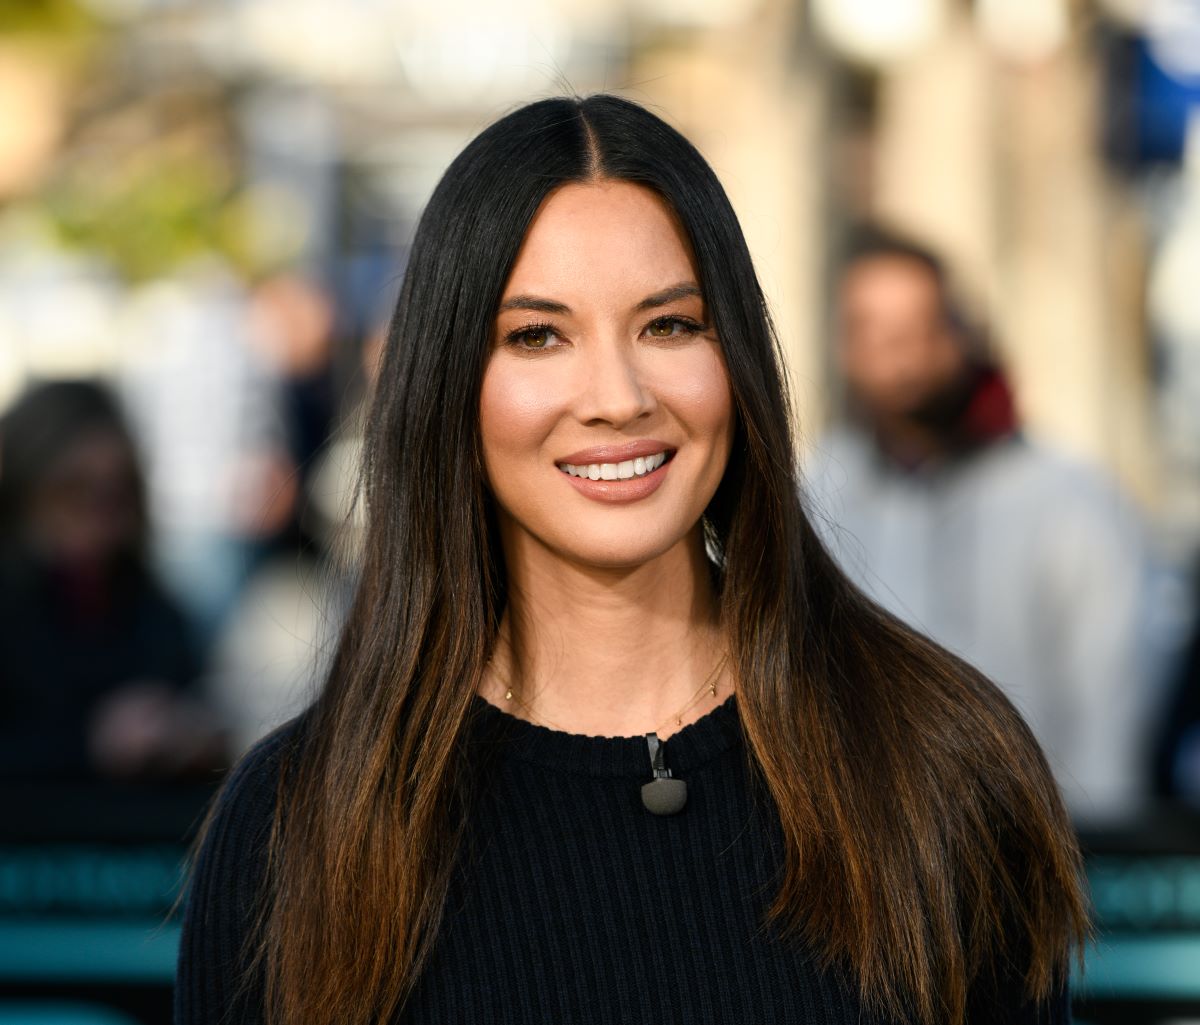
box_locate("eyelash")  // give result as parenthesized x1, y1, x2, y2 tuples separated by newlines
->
(504, 316, 709, 352)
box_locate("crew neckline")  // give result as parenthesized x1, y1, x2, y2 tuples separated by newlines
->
(467, 690, 742, 778)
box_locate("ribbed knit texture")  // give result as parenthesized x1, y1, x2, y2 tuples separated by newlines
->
(175, 694, 1069, 1024)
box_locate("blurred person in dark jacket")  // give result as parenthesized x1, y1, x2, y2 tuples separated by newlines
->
(1154, 567, 1200, 807)
(0, 379, 225, 780)
(805, 230, 1149, 824)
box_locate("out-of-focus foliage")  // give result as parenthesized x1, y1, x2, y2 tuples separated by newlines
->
(0, 0, 98, 36)
(4, 70, 289, 282)
(39, 95, 263, 281)
(0, 1, 282, 282)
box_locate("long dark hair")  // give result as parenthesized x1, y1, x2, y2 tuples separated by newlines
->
(251, 95, 1086, 1025)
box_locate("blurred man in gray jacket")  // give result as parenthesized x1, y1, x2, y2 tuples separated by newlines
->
(805, 231, 1148, 824)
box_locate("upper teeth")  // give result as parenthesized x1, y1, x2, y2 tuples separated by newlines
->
(558, 452, 667, 480)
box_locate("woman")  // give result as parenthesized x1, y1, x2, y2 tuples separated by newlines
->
(176, 95, 1087, 1025)
(0, 380, 214, 780)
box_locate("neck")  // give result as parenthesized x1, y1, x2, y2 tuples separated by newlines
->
(482, 524, 729, 740)
(868, 363, 1017, 471)
(872, 414, 947, 470)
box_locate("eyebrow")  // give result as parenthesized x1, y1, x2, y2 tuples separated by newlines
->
(498, 282, 703, 316)
(498, 295, 571, 315)
(636, 283, 703, 311)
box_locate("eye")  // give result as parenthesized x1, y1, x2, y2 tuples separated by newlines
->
(645, 316, 705, 339)
(505, 324, 559, 350)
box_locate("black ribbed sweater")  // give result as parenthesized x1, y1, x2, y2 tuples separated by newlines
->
(175, 693, 1069, 1024)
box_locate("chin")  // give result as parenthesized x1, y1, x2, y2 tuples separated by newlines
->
(547, 524, 688, 571)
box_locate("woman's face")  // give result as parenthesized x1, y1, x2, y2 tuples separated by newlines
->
(480, 180, 735, 569)
(29, 428, 140, 566)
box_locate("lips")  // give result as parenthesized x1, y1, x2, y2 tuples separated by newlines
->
(559, 451, 667, 481)
(554, 440, 675, 503)
(556, 440, 674, 465)
(555, 441, 675, 485)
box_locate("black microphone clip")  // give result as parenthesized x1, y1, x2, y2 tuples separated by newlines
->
(640, 732, 687, 815)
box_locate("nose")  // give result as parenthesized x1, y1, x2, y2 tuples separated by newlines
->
(574, 339, 655, 429)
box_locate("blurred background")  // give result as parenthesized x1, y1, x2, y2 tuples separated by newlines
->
(1, 0, 1199, 1021)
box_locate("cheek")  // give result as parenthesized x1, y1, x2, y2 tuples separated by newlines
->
(658, 346, 735, 454)
(478, 359, 563, 477)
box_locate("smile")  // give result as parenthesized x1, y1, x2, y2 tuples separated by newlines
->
(557, 452, 669, 481)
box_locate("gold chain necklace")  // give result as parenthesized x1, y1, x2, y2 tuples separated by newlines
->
(489, 651, 730, 738)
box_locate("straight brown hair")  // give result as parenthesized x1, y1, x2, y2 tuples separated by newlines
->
(214, 95, 1086, 1025)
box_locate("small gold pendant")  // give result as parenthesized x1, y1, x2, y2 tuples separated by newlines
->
(505, 689, 513, 700)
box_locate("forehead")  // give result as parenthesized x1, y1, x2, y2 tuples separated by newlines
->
(841, 256, 941, 312)
(501, 181, 697, 303)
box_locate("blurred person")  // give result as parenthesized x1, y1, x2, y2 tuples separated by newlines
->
(0, 380, 225, 780)
(178, 97, 1084, 1025)
(203, 554, 334, 756)
(805, 230, 1149, 824)
(201, 273, 358, 755)
(248, 271, 339, 481)
(1153, 563, 1200, 806)
(118, 264, 293, 652)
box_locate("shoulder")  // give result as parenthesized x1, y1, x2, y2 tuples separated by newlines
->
(802, 426, 873, 483)
(175, 717, 307, 1024)
(210, 716, 302, 838)
(889, 645, 1086, 994)
(986, 436, 1128, 507)
(997, 438, 1144, 558)
(184, 715, 305, 912)
(800, 427, 878, 523)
